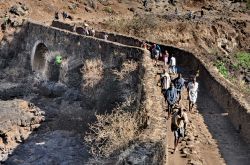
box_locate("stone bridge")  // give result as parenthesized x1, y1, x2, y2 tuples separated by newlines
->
(28, 21, 250, 144)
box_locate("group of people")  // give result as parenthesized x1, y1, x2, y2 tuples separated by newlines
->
(142, 42, 177, 73)
(74, 23, 96, 37)
(142, 42, 199, 153)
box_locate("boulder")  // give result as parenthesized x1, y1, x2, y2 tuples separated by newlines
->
(85, 6, 93, 13)
(89, 0, 98, 9)
(189, 159, 203, 165)
(244, 75, 250, 83)
(38, 82, 68, 97)
(52, 83, 67, 97)
(63, 89, 82, 102)
(0, 83, 29, 100)
(9, 5, 26, 16)
(38, 81, 53, 96)
(68, 3, 78, 10)
(20, 3, 29, 11)
(98, 0, 110, 6)
(182, 147, 191, 155)
(10, 17, 24, 27)
(128, 7, 135, 12)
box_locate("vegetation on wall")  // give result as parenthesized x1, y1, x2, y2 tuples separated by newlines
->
(234, 52, 250, 70)
(215, 60, 229, 78)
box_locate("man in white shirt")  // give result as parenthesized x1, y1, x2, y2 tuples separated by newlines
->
(187, 77, 199, 112)
(160, 68, 171, 91)
(170, 56, 176, 74)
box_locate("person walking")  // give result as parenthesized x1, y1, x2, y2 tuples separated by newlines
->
(141, 40, 150, 50)
(174, 73, 185, 103)
(162, 50, 169, 66)
(160, 68, 171, 92)
(187, 77, 199, 112)
(171, 108, 188, 153)
(104, 33, 108, 40)
(165, 82, 178, 119)
(143, 0, 148, 8)
(169, 0, 176, 6)
(151, 44, 161, 66)
(89, 28, 95, 37)
(170, 55, 176, 74)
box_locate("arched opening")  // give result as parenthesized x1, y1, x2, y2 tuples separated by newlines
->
(32, 43, 48, 72)
(31, 42, 61, 82)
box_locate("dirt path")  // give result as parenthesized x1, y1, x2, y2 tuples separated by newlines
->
(156, 64, 250, 165)
(167, 118, 188, 165)
(196, 87, 250, 165)
(164, 82, 226, 165)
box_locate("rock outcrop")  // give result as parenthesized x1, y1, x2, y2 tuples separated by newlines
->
(0, 99, 44, 161)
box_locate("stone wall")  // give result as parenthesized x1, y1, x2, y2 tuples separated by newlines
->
(51, 20, 142, 47)
(26, 22, 143, 85)
(0, 26, 31, 81)
(200, 65, 250, 143)
(23, 22, 146, 114)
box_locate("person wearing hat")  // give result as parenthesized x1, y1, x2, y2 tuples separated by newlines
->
(171, 107, 188, 153)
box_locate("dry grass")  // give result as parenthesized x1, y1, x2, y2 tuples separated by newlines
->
(81, 58, 104, 88)
(84, 97, 139, 158)
(113, 60, 138, 80)
(236, 79, 250, 94)
(177, 22, 187, 33)
(104, 14, 159, 38)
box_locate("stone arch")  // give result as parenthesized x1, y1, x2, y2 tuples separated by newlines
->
(31, 41, 48, 72)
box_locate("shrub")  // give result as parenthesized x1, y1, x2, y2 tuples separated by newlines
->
(103, 14, 159, 37)
(81, 58, 104, 88)
(235, 51, 250, 70)
(128, 14, 158, 34)
(103, 6, 115, 14)
(113, 60, 138, 80)
(215, 60, 228, 78)
(84, 97, 138, 158)
(247, 0, 250, 9)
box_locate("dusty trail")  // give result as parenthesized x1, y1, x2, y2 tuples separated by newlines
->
(155, 63, 250, 165)
(167, 118, 188, 165)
